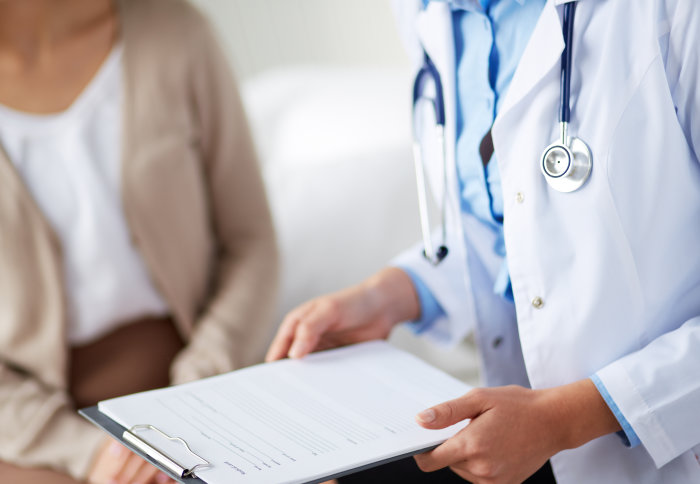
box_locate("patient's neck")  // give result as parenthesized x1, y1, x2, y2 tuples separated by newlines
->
(0, 0, 117, 113)
(0, 0, 113, 66)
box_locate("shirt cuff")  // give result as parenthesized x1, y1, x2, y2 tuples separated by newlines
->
(399, 266, 446, 333)
(590, 374, 642, 448)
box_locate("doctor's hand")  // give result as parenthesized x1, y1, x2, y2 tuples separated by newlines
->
(414, 380, 622, 484)
(265, 268, 420, 361)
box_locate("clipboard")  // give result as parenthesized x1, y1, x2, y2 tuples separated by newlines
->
(80, 406, 207, 483)
(79, 342, 471, 484)
(80, 405, 439, 484)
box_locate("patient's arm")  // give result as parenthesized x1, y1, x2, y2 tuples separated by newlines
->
(169, 9, 279, 384)
(0, 363, 105, 479)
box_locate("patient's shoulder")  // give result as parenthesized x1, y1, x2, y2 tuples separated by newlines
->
(119, 0, 230, 107)
(120, 0, 218, 56)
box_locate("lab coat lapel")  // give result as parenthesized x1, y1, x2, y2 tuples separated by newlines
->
(496, 0, 564, 123)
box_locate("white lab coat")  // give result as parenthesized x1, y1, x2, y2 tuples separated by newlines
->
(392, 0, 700, 482)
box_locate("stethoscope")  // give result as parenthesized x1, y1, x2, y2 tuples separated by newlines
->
(540, 2, 592, 192)
(411, 1, 591, 265)
(411, 51, 449, 265)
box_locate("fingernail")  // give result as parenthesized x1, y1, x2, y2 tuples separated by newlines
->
(288, 342, 304, 359)
(417, 408, 436, 423)
(156, 473, 170, 483)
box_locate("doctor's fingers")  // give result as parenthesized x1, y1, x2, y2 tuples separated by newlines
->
(415, 448, 481, 483)
(416, 389, 488, 430)
(287, 298, 347, 358)
(449, 465, 487, 484)
(266, 304, 310, 361)
(415, 431, 497, 481)
(414, 432, 475, 474)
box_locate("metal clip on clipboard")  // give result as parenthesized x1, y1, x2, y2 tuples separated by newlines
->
(123, 424, 212, 479)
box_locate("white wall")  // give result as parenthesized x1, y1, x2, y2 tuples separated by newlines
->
(189, 0, 410, 80)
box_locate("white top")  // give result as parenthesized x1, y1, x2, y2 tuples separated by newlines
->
(0, 45, 168, 345)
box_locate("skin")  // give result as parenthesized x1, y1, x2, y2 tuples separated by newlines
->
(0, 1, 176, 482)
(266, 267, 622, 483)
(89, 440, 175, 484)
(266, 268, 420, 361)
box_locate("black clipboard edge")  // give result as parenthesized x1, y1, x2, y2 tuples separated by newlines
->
(303, 443, 440, 484)
(79, 406, 206, 483)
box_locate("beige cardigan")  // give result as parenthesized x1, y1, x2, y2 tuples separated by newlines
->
(0, 0, 278, 478)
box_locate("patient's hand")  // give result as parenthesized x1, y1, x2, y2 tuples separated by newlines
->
(265, 267, 420, 361)
(88, 438, 177, 484)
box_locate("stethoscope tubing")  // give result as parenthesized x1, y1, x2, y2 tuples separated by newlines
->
(412, 1, 590, 264)
(413, 52, 445, 127)
(559, 2, 576, 124)
(412, 52, 449, 265)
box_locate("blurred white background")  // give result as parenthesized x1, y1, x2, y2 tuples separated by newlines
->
(189, 0, 409, 79)
(189, 0, 479, 384)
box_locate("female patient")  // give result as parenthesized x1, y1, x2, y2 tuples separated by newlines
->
(0, 0, 278, 482)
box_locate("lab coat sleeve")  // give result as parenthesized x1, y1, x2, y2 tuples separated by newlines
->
(594, 2, 700, 468)
(391, 224, 476, 347)
(590, 375, 641, 448)
(594, 317, 700, 467)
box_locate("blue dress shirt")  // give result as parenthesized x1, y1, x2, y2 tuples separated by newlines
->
(402, 0, 640, 449)
(407, 0, 543, 325)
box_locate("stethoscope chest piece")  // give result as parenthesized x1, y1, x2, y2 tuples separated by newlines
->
(541, 133, 592, 192)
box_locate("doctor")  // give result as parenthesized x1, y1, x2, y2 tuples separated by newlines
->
(267, 0, 700, 482)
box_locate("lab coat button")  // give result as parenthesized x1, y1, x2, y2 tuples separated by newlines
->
(532, 297, 544, 309)
(516, 192, 524, 203)
(492, 336, 503, 348)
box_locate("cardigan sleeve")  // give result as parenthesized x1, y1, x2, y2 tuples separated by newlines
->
(0, 152, 105, 479)
(0, 364, 105, 479)
(169, 7, 279, 383)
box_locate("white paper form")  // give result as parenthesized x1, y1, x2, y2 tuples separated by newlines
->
(98, 341, 472, 484)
